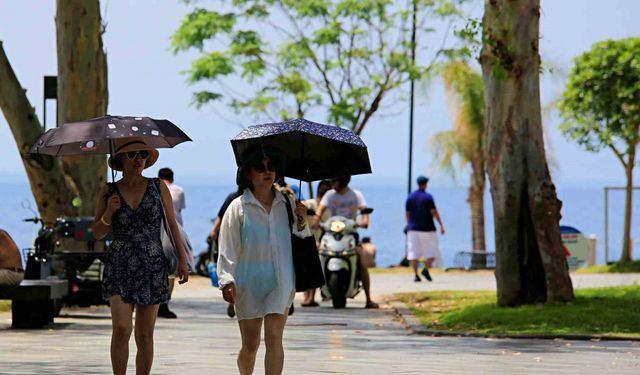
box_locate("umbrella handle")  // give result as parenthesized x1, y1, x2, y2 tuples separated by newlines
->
(108, 138, 116, 183)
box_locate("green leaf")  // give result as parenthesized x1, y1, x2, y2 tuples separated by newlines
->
(188, 52, 235, 82)
(191, 91, 223, 108)
(171, 9, 236, 52)
(312, 22, 342, 45)
(560, 37, 640, 155)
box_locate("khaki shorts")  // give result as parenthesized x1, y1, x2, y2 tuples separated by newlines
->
(0, 269, 24, 285)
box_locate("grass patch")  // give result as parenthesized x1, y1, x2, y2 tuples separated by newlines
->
(577, 260, 640, 274)
(395, 286, 640, 337)
(0, 301, 10, 313)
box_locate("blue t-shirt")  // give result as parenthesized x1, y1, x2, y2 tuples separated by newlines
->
(405, 190, 436, 232)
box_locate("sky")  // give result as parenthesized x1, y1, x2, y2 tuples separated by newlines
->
(0, 0, 639, 189)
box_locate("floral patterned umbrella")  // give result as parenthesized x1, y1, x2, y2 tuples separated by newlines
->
(231, 118, 372, 182)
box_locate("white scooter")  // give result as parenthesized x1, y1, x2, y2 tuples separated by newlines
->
(319, 208, 373, 308)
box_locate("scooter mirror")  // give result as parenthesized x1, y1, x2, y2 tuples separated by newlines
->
(21, 199, 37, 216)
(361, 207, 374, 215)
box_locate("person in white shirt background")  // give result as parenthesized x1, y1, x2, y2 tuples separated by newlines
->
(158, 167, 186, 319)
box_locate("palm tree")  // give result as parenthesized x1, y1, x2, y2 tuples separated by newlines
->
(431, 61, 487, 259)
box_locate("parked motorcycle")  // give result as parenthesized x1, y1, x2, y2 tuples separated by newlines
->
(22, 202, 109, 312)
(195, 235, 218, 277)
(319, 208, 373, 308)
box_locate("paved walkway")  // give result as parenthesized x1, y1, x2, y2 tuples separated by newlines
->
(1, 273, 639, 374)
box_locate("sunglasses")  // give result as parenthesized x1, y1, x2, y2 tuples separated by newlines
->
(124, 150, 150, 160)
(252, 161, 277, 173)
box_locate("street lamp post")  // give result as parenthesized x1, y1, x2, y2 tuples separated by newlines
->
(407, 0, 417, 195)
(43, 75, 57, 130)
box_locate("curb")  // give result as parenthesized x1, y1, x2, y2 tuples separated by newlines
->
(388, 299, 640, 342)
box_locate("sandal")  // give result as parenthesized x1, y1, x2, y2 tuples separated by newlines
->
(301, 301, 319, 307)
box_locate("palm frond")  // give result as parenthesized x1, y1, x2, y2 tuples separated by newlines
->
(429, 130, 464, 180)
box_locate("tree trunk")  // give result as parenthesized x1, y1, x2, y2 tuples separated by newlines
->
(56, 0, 108, 216)
(480, 0, 574, 305)
(620, 149, 635, 262)
(469, 156, 487, 268)
(0, 42, 77, 224)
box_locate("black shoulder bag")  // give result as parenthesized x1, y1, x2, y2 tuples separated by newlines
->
(282, 192, 326, 292)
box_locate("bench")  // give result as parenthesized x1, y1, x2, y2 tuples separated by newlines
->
(0, 279, 68, 328)
(447, 251, 496, 271)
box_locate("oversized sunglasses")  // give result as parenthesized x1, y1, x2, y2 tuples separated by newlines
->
(124, 150, 150, 160)
(252, 161, 277, 173)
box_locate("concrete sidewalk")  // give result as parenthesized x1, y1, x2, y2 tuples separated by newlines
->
(371, 269, 640, 294)
(1, 273, 639, 374)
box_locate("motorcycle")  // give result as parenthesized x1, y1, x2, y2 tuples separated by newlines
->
(22, 201, 109, 312)
(318, 207, 373, 308)
(194, 217, 219, 277)
(195, 235, 218, 277)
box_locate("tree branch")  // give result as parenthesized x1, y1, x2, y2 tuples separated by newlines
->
(355, 70, 394, 134)
(0, 41, 76, 221)
(609, 143, 628, 169)
(277, 2, 338, 106)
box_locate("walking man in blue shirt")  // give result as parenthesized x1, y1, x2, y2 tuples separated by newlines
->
(406, 176, 445, 282)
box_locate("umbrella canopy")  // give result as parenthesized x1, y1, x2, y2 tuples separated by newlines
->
(30, 115, 191, 156)
(231, 118, 371, 182)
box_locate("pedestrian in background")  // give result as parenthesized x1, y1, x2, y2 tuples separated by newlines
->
(158, 167, 187, 319)
(405, 176, 445, 282)
(301, 179, 332, 307)
(0, 229, 24, 285)
(360, 237, 377, 269)
(209, 186, 243, 318)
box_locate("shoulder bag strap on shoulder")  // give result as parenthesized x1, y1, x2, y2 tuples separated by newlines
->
(152, 178, 177, 250)
(281, 191, 294, 230)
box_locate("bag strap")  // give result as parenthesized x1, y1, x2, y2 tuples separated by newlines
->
(151, 178, 178, 250)
(281, 191, 295, 232)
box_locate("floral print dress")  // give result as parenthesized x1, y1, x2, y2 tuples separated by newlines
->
(102, 178, 169, 305)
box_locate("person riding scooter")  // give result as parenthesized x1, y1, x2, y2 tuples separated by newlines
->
(313, 176, 379, 309)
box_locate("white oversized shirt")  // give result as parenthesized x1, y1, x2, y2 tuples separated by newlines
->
(217, 188, 311, 320)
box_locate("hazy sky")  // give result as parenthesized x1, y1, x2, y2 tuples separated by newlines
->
(1, 0, 638, 188)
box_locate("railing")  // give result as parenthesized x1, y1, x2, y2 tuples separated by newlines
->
(448, 250, 495, 271)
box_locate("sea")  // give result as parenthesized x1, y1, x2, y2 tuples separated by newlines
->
(1, 176, 638, 268)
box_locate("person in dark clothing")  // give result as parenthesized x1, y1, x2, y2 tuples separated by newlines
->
(405, 176, 445, 282)
(209, 188, 243, 318)
(210, 189, 244, 248)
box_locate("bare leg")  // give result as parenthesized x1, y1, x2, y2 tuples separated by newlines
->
(264, 312, 288, 375)
(301, 289, 317, 305)
(168, 278, 175, 295)
(308, 288, 316, 304)
(358, 255, 378, 308)
(410, 259, 419, 276)
(425, 258, 435, 269)
(134, 304, 159, 375)
(238, 318, 263, 375)
(302, 290, 311, 304)
(109, 296, 134, 375)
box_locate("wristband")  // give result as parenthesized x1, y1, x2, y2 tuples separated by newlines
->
(100, 215, 111, 226)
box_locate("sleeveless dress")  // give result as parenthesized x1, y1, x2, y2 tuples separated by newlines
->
(102, 178, 170, 305)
